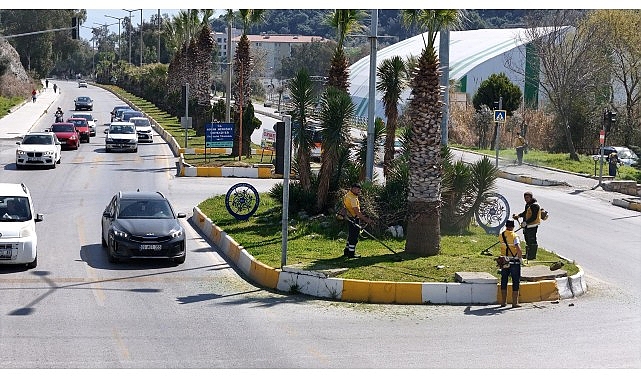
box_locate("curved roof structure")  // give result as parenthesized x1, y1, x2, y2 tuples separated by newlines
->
(349, 27, 558, 120)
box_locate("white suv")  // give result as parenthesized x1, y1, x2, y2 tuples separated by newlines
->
(104, 122, 138, 153)
(129, 116, 153, 143)
(0, 183, 43, 268)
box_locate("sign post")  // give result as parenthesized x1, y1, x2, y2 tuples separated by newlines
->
(493, 99, 505, 168)
(260, 129, 276, 163)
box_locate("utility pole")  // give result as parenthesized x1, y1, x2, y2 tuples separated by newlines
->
(105, 15, 123, 61)
(140, 9, 143, 66)
(439, 29, 450, 146)
(365, 9, 378, 181)
(157, 9, 161, 63)
(226, 18, 233, 123)
(123, 9, 140, 64)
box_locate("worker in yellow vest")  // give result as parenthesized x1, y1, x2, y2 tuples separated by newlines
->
(498, 219, 523, 308)
(342, 183, 372, 258)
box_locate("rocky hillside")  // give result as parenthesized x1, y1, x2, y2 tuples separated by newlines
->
(0, 37, 34, 98)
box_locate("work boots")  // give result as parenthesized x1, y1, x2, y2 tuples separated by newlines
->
(500, 289, 508, 307)
(526, 244, 538, 260)
(512, 291, 521, 308)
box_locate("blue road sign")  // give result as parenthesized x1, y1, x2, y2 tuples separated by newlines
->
(494, 110, 507, 122)
(205, 122, 234, 148)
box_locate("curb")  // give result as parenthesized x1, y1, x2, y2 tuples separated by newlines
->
(612, 198, 641, 212)
(191, 206, 585, 305)
(497, 170, 570, 186)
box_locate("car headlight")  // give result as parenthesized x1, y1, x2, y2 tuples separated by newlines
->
(17, 150, 26, 155)
(112, 228, 129, 238)
(20, 226, 33, 238)
(69, 135, 77, 140)
(45, 150, 55, 155)
(169, 228, 183, 238)
(106, 137, 113, 143)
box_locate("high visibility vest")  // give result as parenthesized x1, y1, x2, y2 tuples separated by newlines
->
(499, 229, 520, 257)
(343, 191, 359, 218)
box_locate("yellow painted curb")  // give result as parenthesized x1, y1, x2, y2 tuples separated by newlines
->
(368, 281, 396, 303)
(342, 279, 371, 302)
(395, 282, 424, 304)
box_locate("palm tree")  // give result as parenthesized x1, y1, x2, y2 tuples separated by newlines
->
(164, 9, 213, 56)
(376, 56, 408, 177)
(401, 9, 460, 257)
(289, 68, 316, 191)
(316, 87, 355, 212)
(326, 9, 365, 91)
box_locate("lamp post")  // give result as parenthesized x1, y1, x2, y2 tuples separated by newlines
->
(123, 9, 141, 64)
(140, 9, 143, 66)
(105, 15, 123, 61)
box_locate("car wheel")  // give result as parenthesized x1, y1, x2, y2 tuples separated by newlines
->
(26, 254, 37, 269)
(105, 147, 111, 153)
(133, 147, 138, 153)
(101, 228, 108, 247)
(16, 163, 22, 170)
(172, 255, 186, 265)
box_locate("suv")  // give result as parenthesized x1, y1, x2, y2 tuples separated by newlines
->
(129, 116, 153, 143)
(111, 105, 132, 122)
(105, 122, 138, 153)
(101, 190, 187, 264)
(0, 183, 43, 268)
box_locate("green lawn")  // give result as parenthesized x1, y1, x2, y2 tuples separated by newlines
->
(0, 96, 26, 118)
(198, 193, 578, 283)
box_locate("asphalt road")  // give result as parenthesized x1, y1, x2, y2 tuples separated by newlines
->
(0, 82, 639, 369)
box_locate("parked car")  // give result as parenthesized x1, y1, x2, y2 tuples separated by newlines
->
(15, 132, 61, 169)
(593, 146, 639, 167)
(47, 122, 80, 150)
(129, 116, 153, 143)
(111, 106, 132, 122)
(71, 112, 97, 136)
(78, 80, 87, 88)
(0, 183, 42, 269)
(74, 96, 93, 111)
(101, 190, 187, 264)
(67, 117, 91, 143)
(104, 122, 138, 153)
(121, 110, 144, 123)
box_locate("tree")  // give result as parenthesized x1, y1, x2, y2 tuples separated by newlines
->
(289, 68, 316, 191)
(316, 87, 355, 212)
(325, 9, 365, 92)
(401, 9, 460, 257)
(523, 10, 609, 160)
(376, 55, 408, 176)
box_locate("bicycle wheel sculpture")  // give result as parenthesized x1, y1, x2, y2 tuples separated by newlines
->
(475, 192, 510, 235)
(225, 183, 260, 221)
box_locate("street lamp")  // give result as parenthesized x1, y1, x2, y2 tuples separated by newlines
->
(123, 9, 141, 64)
(105, 15, 124, 61)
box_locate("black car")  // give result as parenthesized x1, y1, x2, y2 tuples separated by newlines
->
(74, 96, 93, 111)
(121, 110, 144, 122)
(111, 105, 132, 122)
(101, 190, 187, 264)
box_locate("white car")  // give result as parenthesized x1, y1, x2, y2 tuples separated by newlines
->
(105, 122, 138, 153)
(71, 112, 97, 136)
(15, 132, 62, 169)
(0, 183, 43, 269)
(129, 116, 154, 143)
(78, 80, 87, 88)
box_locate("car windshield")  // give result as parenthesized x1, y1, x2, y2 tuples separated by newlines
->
(52, 124, 75, 132)
(0, 196, 31, 222)
(132, 118, 150, 127)
(617, 148, 637, 160)
(73, 114, 93, 121)
(110, 125, 135, 134)
(77, 97, 90, 102)
(116, 109, 131, 117)
(118, 199, 174, 219)
(22, 135, 52, 145)
(69, 120, 86, 127)
(122, 112, 142, 121)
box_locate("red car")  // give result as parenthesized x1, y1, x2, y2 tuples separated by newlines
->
(48, 122, 80, 150)
(67, 117, 91, 143)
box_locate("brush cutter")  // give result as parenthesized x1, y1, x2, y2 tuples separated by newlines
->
(479, 225, 523, 256)
(347, 218, 399, 255)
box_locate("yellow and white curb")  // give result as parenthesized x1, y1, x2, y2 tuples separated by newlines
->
(192, 206, 584, 305)
(612, 198, 641, 212)
(497, 171, 569, 186)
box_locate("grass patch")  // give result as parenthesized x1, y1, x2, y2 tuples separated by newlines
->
(198, 193, 578, 283)
(0, 96, 26, 118)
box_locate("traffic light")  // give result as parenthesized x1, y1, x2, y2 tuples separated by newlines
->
(604, 110, 617, 133)
(71, 17, 78, 39)
(609, 110, 617, 123)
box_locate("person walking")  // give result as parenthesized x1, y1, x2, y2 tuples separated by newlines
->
(45, 79, 49, 89)
(342, 183, 372, 258)
(513, 191, 541, 260)
(53, 83, 57, 93)
(498, 219, 523, 308)
(31, 89, 37, 103)
(608, 151, 620, 177)
(515, 132, 526, 165)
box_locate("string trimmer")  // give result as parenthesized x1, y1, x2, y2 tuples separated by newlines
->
(347, 218, 399, 255)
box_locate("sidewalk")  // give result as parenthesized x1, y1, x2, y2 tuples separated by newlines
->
(0, 79, 59, 139)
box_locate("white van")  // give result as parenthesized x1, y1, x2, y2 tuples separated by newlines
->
(0, 183, 42, 268)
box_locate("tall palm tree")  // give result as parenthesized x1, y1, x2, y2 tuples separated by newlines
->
(401, 9, 460, 257)
(376, 55, 408, 177)
(289, 68, 316, 191)
(326, 9, 365, 91)
(316, 87, 355, 212)
(164, 9, 213, 56)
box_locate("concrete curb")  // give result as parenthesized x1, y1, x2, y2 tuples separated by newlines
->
(191, 206, 584, 305)
(497, 170, 570, 186)
(612, 198, 641, 212)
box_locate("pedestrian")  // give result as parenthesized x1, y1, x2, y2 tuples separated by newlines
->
(45, 79, 49, 89)
(515, 132, 526, 165)
(342, 183, 372, 258)
(53, 83, 57, 93)
(498, 219, 523, 308)
(608, 152, 620, 177)
(513, 191, 541, 260)
(31, 89, 37, 102)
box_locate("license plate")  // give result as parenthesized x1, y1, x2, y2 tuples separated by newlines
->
(140, 244, 161, 251)
(0, 249, 14, 258)
(27, 158, 41, 162)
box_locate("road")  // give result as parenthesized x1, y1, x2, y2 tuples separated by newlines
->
(0, 82, 639, 369)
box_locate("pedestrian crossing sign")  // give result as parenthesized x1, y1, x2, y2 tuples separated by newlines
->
(494, 110, 507, 123)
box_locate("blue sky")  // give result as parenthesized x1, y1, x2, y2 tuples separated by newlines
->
(82, 9, 181, 41)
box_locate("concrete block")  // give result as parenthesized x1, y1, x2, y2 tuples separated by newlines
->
(422, 282, 447, 304)
(342, 279, 370, 302)
(395, 282, 423, 304)
(555, 277, 574, 299)
(539, 280, 560, 301)
(236, 247, 252, 275)
(471, 283, 498, 304)
(368, 281, 396, 304)
(455, 272, 497, 284)
(446, 283, 473, 304)
(317, 278, 343, 299)
(277, 271, 320, 295)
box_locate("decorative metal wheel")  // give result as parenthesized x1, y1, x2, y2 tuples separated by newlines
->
(475, 192, 510, 235)
(225, 183, 260, 221)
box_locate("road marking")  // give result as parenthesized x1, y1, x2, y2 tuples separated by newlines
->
(112, 328, 131, 361)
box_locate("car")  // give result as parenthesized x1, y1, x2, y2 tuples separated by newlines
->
(67, 117, 91, 143)
(120, 110, 144, 123)
(71, 112, 97, 136)
(15, 132, 62, 169)
(0, 183, 43, 269)
(129, 116, 153, 143)
(111, 105, 132, 122)
(74, 96, 93, 111)
(592, 146, 640, 167)
(47, 122, 80, 150)
(101, 190, 187, 264)
(104, 122, 138, 153)
(78, 80, 87, 88)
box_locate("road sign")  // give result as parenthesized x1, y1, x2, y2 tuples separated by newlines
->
(205, 122, 234, 148)
(261, 129, 276, 149)
(599, 129, 605, 145)
(494, 110, 507, 123)
(180, 116, 192, 129)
